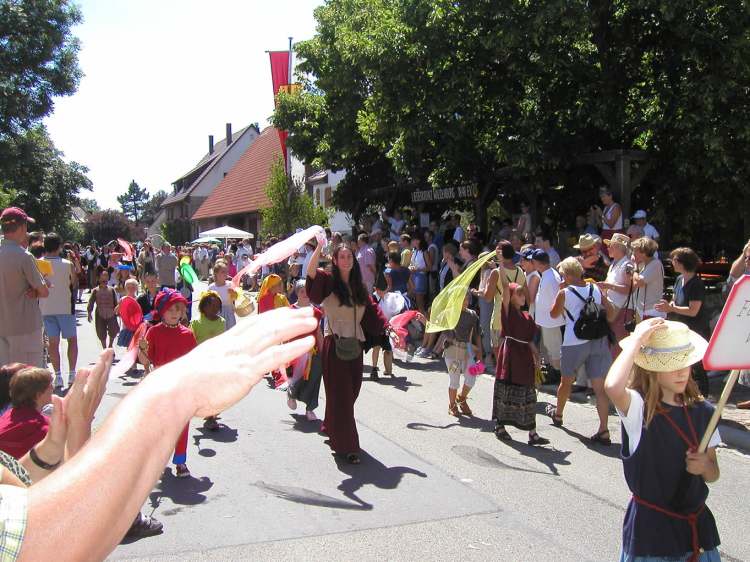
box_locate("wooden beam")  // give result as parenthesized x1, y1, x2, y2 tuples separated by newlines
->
(593, 163, 616, 187)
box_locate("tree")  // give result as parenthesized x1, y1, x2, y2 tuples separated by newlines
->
(141, 189, 168, 227)
(117, 180, 149, 224)
(77, 197, 100, 214)
(260, 158, 329, 237)
(160, 219, 191, 246)
(84, 210, 134, 245)
(0, 0, 82, 138)
(275, 0, 750, 246)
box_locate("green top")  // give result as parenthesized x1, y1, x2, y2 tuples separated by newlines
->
(190, 316, 226, 344)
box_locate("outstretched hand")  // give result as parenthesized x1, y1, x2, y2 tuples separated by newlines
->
(173, 306, 318, 417)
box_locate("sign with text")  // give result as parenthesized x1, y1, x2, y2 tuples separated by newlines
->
(410, 184, 477, 204)
(703, 275, 750, 370)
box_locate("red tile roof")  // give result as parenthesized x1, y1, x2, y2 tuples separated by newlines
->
(192, 126, 283, 220)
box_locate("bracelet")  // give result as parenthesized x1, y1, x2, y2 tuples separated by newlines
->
(29, 447, 61, 470)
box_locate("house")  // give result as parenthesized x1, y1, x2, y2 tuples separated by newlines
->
(70, 206, 89, 224)
(192, 126, 287, 235)
(307, 169, 353, 233)
(161, 123, 259, 239)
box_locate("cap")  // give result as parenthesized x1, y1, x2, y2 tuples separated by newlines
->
(632, 210, 647, 219)
(520, 248, 536, 260)
(531, 249, 549, 263)
(0, 207, 35, 224)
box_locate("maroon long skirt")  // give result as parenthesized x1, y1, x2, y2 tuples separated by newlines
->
(320, 335, 363, 454)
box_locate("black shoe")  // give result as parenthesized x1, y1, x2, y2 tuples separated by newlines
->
(124, 514, 163, 539)
(370, 367, 379, 381)
(528, 433, 550, 446)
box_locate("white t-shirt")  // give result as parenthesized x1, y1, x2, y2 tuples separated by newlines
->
(453, 226, 465, 243)
(606, 256, 634, 309)
(526, 270, 540, 319)
(410, 249, 427, 271)
(39, 257, 73, 316)
(208, 282, 231, 308)
(562, 283, 603, 347)
(643, 223, 659, 240)
(535, 267, 565, 328)
(636, 259, 665, 319)
(604, 204, 623, 230)
(617, 389, 720, 454)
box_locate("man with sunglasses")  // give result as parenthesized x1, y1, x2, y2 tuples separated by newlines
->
(573, 234, 609, 282)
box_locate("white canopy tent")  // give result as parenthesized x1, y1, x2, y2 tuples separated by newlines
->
(198, 226, 254, 242)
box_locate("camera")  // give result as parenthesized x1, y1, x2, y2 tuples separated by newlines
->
(624, 318, 636, 333)
(625, 262, 635, 275)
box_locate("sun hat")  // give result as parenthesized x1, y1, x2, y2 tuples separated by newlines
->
(603, 233, 631, 247)
(631, 210, 647, 220)
(620, 320, 708, 372)
(573, 233, 599, 251)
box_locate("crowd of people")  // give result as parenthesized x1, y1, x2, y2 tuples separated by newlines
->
(0, 193, 748, 560)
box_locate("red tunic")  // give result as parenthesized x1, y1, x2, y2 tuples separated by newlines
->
(0, 405, 49, 459)
(306, 270, 388, 454)
(496, 305, 538, 387)
(146, 323, 198, 368)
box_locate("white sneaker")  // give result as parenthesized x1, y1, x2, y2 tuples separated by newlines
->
(287, 393, 297, 411)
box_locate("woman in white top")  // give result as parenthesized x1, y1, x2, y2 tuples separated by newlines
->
(548, 258, 614, 444)
(630, 237, 666, 320)
(598, 233, 634, 350)
(519, 248, 540, 318)
(594, 187, 623, 242)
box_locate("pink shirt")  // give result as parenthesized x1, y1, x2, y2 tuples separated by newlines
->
(357, 246, 376, 288)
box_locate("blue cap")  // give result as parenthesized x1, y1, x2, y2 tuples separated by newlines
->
(521, 248, 536, 260)
(531, 249, 549, 262)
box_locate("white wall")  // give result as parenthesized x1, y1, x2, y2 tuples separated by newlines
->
(191, 127, 259, 198)
(312, 169, 353, 233)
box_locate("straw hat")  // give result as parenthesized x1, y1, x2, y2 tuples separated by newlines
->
(573, 233, 599, 251)
(603, 233, 631, 247)
(620, 320, 708, 372)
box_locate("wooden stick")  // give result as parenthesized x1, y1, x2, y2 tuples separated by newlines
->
(698, 370, 740, 453)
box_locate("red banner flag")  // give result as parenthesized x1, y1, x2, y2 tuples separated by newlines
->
(269, 50, 291, 168)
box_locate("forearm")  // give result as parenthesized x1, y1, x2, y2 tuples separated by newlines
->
(604, 343, 637, 411)
(21, 372, 191, 561)
(19, 435, 64, 483)
(703, 459, 720, 483)
(669, 304, 696, 317)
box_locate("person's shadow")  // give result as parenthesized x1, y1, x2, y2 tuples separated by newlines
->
(372, 375, 422, 392)
(149, 467, 214, 508)
(279, 413, 323, 434)
(193, 424, 239, 457)
(334, 450, 427, 508)
(500, 439, 573, 476)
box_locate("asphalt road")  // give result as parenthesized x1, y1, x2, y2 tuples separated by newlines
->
(66, 287, 749, 562)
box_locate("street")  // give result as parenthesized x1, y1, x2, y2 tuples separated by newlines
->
(66, 289, 749, 562)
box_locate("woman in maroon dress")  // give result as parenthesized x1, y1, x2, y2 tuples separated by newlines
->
(493, 271, 550, 446)
(306, 241, 396, 464)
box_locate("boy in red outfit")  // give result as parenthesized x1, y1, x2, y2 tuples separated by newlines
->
(139, 288, 197, 478)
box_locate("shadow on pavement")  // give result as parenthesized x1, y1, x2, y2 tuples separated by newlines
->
(370, 375, 422, 392)
(406, 416, 494, 432)
(279, 413, 323, 433)
(500, 438, 572, 476)
(253, 480, 371, 511)
(537, 400, 621, 459)
(451, 445, 550, 476)
(334, 450, 427, 508)
(150, 468, 213, 508)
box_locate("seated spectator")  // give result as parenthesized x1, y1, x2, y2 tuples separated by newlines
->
(0, 367, 52, 459)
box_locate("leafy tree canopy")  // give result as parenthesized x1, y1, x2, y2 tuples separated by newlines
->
(141, 189, 168, 227)
(117, 180, 149, 224)
(84, 210, 136, 245)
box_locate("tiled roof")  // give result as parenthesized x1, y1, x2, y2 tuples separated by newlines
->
(163, 126, 254, 207)
(192, 126, 283, 220)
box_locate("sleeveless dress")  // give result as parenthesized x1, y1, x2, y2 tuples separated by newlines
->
(492, 305, 539, 430)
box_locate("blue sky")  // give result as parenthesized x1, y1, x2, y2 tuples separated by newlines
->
(45, 0, 323, 210)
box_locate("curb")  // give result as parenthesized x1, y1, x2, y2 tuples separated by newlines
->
(537, 385, 750, 453)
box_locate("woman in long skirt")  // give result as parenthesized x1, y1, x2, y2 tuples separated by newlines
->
(493, 271, 550, 445)
(306, 240, 395, 464)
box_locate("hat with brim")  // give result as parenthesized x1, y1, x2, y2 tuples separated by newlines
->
(620, 320, 708, 373)
(573, 233, 598, 251)
(0, 207, 35, 224)
(603, 233, 631, 248)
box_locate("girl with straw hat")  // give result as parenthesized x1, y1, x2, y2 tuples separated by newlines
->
(604, 318, 721, 562)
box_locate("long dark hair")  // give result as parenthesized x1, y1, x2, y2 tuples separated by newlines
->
(331, 244, 369, 307)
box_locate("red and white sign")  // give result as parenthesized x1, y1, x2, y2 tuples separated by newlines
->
(703, 275, 750, 370)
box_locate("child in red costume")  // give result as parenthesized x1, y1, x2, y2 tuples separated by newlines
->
(140, 288, 197, 478)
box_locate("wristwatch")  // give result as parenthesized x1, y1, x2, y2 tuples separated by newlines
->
(29, 447, 61, 470)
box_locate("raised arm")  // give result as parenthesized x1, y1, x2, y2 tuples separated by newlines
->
(20, 307, 316, 562)
(306, 241, 323, 280)
(604, 318, 665, 414)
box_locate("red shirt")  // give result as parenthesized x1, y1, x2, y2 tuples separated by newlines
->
(0, 405, 49, 459)
(146, 323, 198, 368)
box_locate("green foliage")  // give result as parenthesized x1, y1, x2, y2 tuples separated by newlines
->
(160, 219, 191, 246)
(0, 125, 92, 232)
(260, 158, 329, 237)
(57, 219, 84, 243)
(117, 180, 149, 224)
(84, 210, 134, 245)
(275, 0, 750, 246)
(76, 197, 100, 214)
(0, 0, 82, 138)
(141, 190, 168, 227)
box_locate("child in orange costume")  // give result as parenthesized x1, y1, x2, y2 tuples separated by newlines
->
(258, 274, 291, 389)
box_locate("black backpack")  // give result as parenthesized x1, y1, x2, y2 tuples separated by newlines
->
(564, 284, 610, 340)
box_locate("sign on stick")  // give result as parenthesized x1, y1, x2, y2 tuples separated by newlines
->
(703, 275, 750, 370)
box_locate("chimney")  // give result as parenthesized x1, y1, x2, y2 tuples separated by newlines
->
(226, 123, 232, 146)
(208, 135, 214, 154)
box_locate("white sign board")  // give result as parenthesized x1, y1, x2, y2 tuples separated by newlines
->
(703, 275, 750, 370)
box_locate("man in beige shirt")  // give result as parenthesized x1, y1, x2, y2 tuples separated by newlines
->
(0, 207, 49, 366)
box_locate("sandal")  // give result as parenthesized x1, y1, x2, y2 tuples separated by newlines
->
(346, 453, 361, 464)
(528, 433, 550, 446)
(545, 404, 563, 427)
(494, 427, 512, 441)
(590, 430, 612, 446)
(448, 402, 460, 417)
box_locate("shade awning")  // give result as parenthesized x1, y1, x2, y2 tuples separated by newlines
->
(198, 226, 254, 239)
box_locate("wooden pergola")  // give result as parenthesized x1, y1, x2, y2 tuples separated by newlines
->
(578, 149, 650, 222)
